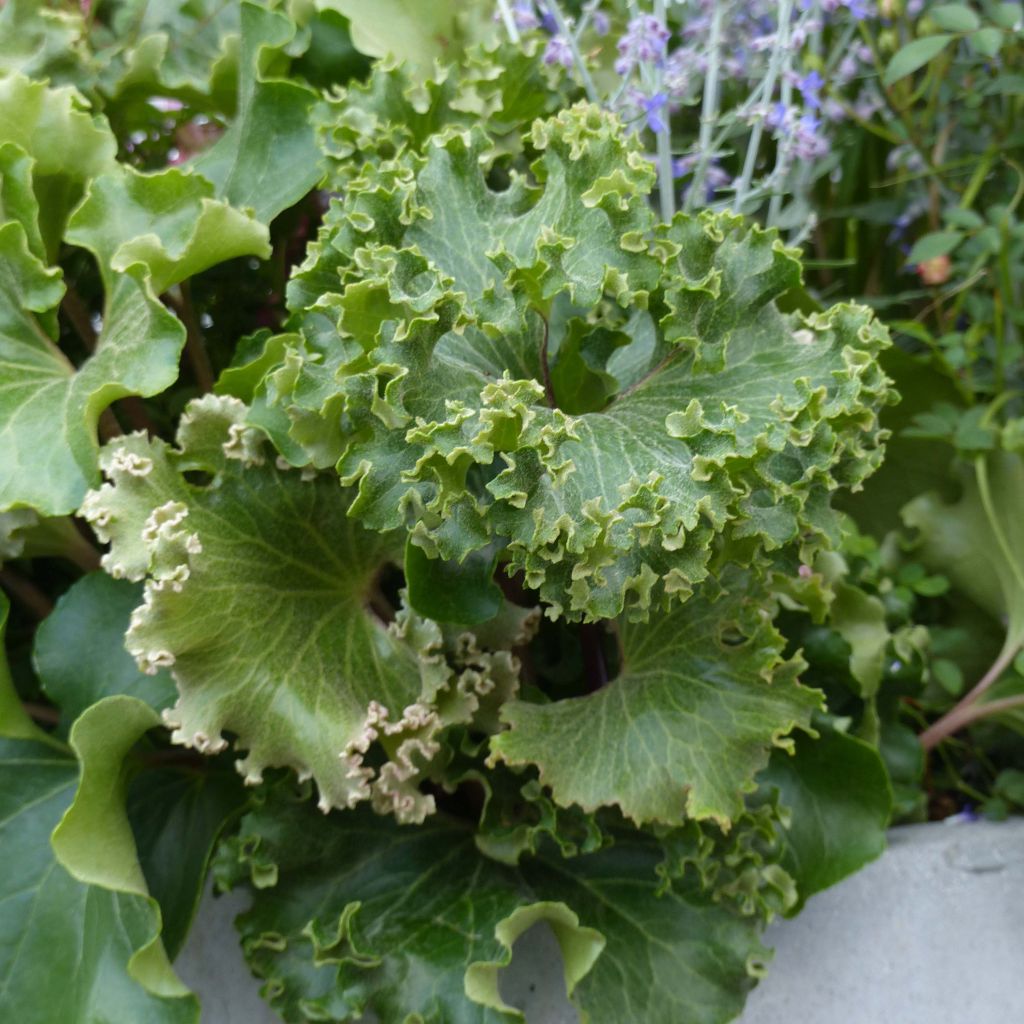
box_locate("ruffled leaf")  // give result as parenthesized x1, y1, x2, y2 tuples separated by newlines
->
(224, 787, 768, 1024)
(259, 103, 892, 621)
(81, 395, 520, 818)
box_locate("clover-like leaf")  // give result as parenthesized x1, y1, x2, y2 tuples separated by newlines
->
(490, 573, 822, 828)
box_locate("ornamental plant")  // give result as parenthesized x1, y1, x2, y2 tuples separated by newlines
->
(0, 3, 899, 1023)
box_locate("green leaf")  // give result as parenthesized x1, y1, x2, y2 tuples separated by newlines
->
(903, 449, 1024, 653)
(319, 0, 461, 69)
(830, 580, 889, 697)
(906, 229, 962, 265)
(0, 108, 270, 515)
(80, 394, 446, 813)
(0, 75, 116, 256)
(0, 591, 60, 745)
(883, 35, 953, 86)
(0, 699, 198, 1022)
(405, 535, 504, 625)
(522, 839, 768, 1024)
(128, 764, 246, 958)
(272, 105, 892, 622)
(0, 0, 90, 88)
(991, 2, 1023, 27)
(194, 1, 321, 223)
(314, 39, 562, 188)
(97, 0, 241, 103)
(943, 206, 985, 230)
(227, 790, 767, 1024)
(759, 726, 891, 912)
(34, 571, 177, 735)
(969, 26, 1004, 57)
(929, 4, 981, 31)
(65, 163, 271, 294)
(490, 575, 822, 828)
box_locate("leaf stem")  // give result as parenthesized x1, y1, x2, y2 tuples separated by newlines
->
(734, 0, 792, 210)
(919, 640, 1023, 750)
(687, 0, 724, 212)
(0, 568, 54, 619)
(165, 283, 215, 394)
(546, 0, 599, 103)
(537, 310, 556, 408)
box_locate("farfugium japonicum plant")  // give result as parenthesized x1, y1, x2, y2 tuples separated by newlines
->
(0, 3, 896, 1022)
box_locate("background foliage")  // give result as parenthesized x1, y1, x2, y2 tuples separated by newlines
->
(0, 1, 1021, 1022)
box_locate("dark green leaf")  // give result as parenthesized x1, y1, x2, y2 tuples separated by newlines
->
(34, 572, 177, 735)
(759, 726, 891, 912)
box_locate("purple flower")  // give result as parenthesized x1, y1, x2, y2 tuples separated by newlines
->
(765, 101, 789, 131)
(664, 46, 702, 96)
(511, 0, 539, 30)
(538, 2, 558, 34)
(640, 92, 669, 133)
(835, 54, 860, 85)
(671, 154, 695, 178)
(793, 113, 828, 159)
(615, 14, 670, 75)
(796, 69, 825, 109)
(592, 10, 610, 36)
(543, 34, 574, 67)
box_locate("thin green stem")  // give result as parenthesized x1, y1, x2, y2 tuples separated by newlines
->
(734, 0, 793, 210)
(687, 0, 724, 212)
(546, 0, 599, 103)
(653, 0, 675, 223)
(496, 0, 521, 43)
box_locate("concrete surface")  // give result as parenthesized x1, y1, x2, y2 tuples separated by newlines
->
(175, 818, 1024, 1023)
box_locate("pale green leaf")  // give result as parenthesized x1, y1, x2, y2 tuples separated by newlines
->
(81, 395, 448, 813)
(319, 0, 461, 68)
(906, 229, 962, 265)
(903, 449, 1024, 653)
(194, 1, 321, 223)
(929, 4, 981, 31)
(0, 74, 115, 255)
(883, 35, 953, 86)
(969, 26, 1005, 56)
(491, 576, 822, 828)
(0, 95, 270, 515)
(65, 163, 270, 294)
